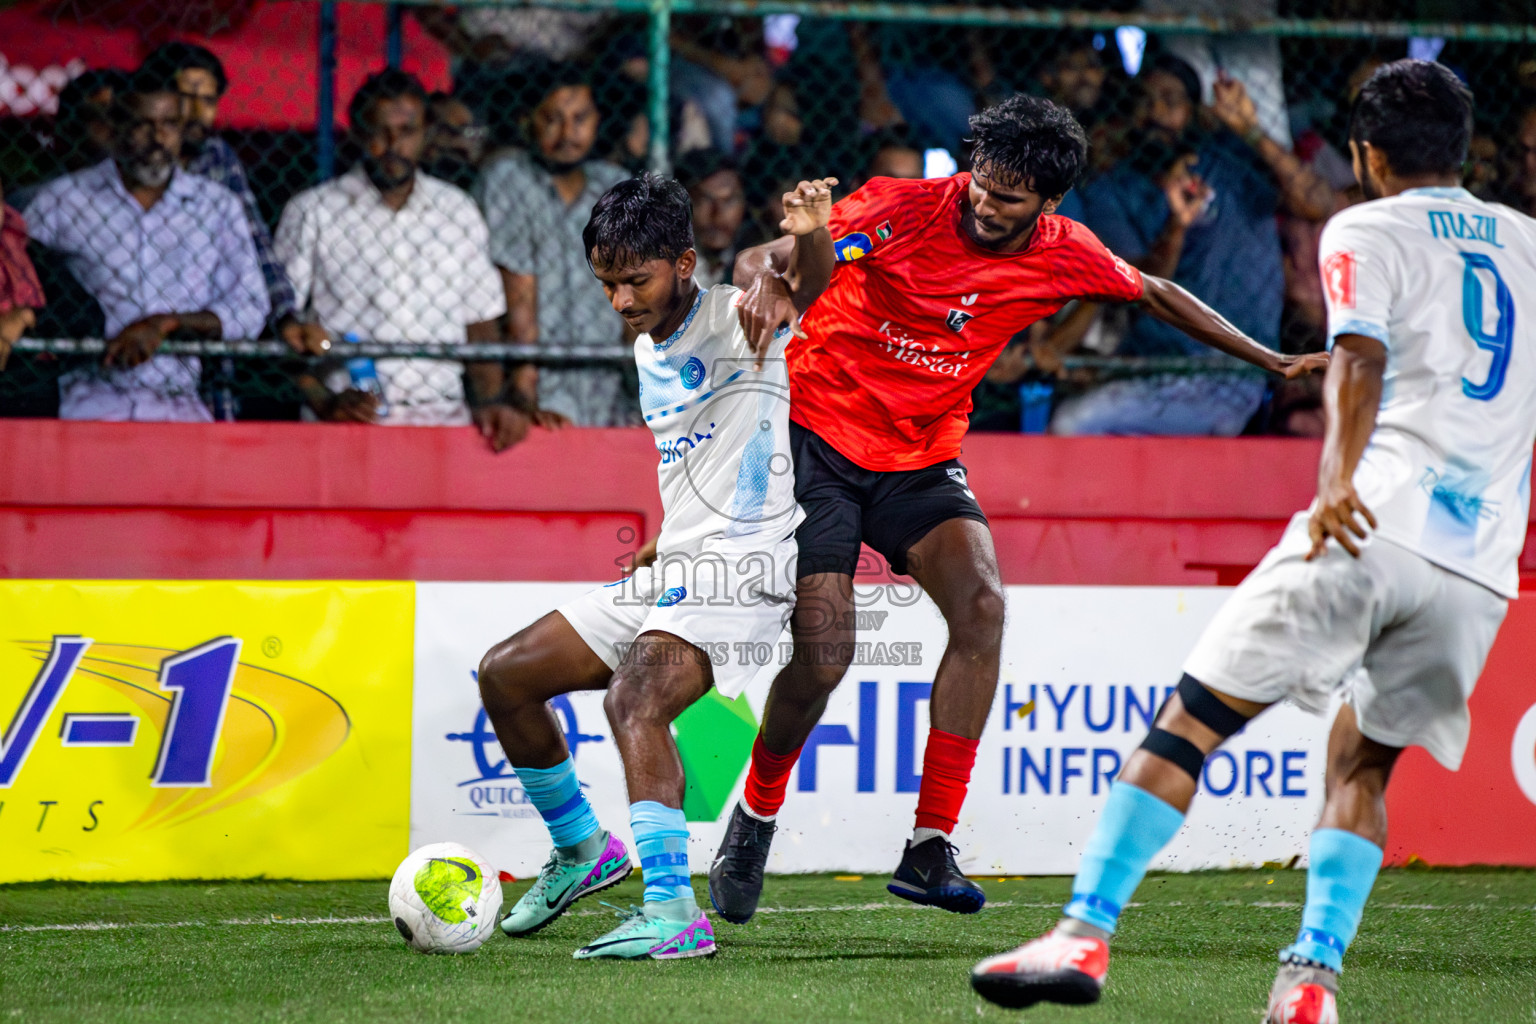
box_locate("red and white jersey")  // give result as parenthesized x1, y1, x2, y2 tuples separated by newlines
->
(1319, 187, 1536, 598)
(789, 173, 1143, 471)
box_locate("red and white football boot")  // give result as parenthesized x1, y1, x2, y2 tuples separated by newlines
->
(1265, 960, 1340, 1024)
(970, 923, 1110, 1009)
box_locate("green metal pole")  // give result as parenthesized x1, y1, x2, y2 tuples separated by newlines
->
(365, 2, 1536, 45)
(647, 0, 672, 176)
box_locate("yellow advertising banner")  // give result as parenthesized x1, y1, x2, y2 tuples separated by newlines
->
(0, 581, 413, 882)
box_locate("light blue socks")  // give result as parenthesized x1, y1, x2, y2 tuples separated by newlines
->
(515, 757, 601, 851)
(1282, 828, 1384, 972)
(1063, 785, 1383, 972)
(631, 800, 693, 905)
(1064, 781, 1187, 934)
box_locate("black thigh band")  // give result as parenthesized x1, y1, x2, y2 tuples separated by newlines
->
(1139, 727, 1206, 781)
(1177, 673, 1250, 738)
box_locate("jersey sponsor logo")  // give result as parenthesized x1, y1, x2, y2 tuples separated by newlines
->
(680, 356, 706, 390)
(1111, 254, 1137, 284)
(945, 309, 976, 333)
(876, 320, 972, 377)
(876, 220, 893, 242)
(1321, 250, 1356, 309)
(834, 232, 874, 262)
(656, 422, 717, 465)
(657, 586, 688, 608)
(1417, 467, 1502, 525)
(1428, 209, 1504, 249)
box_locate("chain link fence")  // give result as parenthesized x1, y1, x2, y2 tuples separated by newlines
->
(0, 0, 1532, 434)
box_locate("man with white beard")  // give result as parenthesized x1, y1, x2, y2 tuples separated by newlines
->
(26, 66, 268, 421)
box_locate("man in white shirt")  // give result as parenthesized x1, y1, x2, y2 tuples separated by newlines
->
(973, 61, 1535, 1024)
(276, 70, 530, 447)
(26, 68, 268, 421)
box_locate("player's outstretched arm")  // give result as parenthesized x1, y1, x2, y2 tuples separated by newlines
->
(1307, 334, 1385, 561)
(734, 177, 838, 367)
(1137, 274, 1328, 379)
(778, 177, 838, 311)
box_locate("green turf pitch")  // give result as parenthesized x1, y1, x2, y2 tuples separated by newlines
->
(3, 871, 1533, 1023)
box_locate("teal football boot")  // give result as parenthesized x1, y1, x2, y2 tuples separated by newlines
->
(500, 830, 631, 937)
(573, 897, 716, 960)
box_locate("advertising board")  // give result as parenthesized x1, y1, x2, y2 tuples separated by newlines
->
(412, 583, 1331, 876)
(0, 581, 413, 882)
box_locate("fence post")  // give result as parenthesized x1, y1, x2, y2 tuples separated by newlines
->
(385, 3, 404, 69)
(647, 0, 672, 175)
(318, 1, 337, 181)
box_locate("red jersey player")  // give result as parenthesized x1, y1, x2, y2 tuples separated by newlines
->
(710, 94, 1327, 921)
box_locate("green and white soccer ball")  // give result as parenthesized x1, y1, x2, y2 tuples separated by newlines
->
(388, 842, 503, 954)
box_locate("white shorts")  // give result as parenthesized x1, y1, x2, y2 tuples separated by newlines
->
(1183, 513, 1508, 770)
(557, 534, 797, 699)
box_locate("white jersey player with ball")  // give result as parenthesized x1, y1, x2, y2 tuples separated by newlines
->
(559, 284, 804, 700)
(970, 61, 1529, 1024)
(474, 171, 837, 963)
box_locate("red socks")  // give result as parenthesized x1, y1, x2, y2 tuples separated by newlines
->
(914, 728, 979, 833)
(743, 730, 977, 830)
(742, 735, 802, 818)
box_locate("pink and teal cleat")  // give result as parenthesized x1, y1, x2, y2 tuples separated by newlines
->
(573, 897, 717, 960)
(500, 830, 632, 937)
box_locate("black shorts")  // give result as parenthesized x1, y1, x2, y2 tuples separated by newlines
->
(790, 421, 988, 579)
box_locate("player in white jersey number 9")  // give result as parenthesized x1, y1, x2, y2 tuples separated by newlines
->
(973, 60, 1533, 1024)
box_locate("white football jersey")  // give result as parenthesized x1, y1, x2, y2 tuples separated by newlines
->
(636, 285, 804, 556)
(1319, 187, 1536, 597)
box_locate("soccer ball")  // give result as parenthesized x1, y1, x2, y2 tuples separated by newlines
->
(388, 842, 503, 954)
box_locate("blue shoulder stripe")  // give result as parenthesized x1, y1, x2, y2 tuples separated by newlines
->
(643, 369, 747, 422)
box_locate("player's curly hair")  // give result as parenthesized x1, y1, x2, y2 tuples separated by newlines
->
(583, 172, 695, 270)
(1350, 59, 1472, 176)
(967, 94, 1088, 199)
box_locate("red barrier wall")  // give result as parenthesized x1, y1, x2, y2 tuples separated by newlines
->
(6, 421, 1536, 585)
(0, 420, 1328, 583)
(3, 420, 1534, 865)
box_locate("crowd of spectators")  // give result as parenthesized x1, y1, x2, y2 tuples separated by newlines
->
(2, 11, 1535, 446)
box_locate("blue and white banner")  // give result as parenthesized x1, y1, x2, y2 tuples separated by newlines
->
(412, 583, 1329, 876)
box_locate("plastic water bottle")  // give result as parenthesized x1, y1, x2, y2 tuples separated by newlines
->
(1018, 381, 1054, 434)
(212, 356, 238, 422)
(343, 331, 389, 418)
